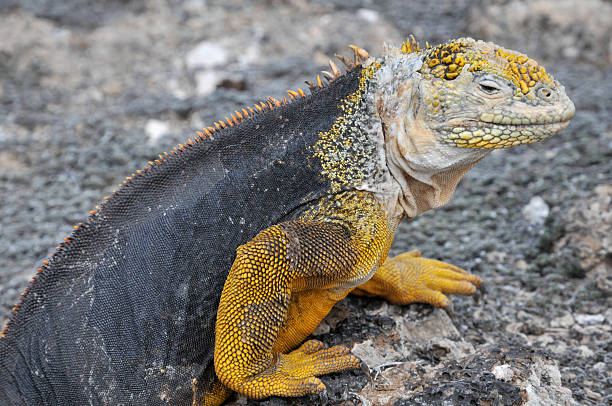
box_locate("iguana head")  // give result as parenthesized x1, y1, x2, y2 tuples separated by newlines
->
(372, 37, 575, 217)
(415, 38, 574, 149)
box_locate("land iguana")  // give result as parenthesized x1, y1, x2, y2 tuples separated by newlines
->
(0, 37, 575, 405)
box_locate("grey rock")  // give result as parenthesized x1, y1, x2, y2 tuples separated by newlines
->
(551, 312, 575, 328)
(185, 41, 229, 71)
(574, 314, 605, 326)
(522, 196, 550, 225)
(358, 346, 575, 406)
(144, 119, 171, 145)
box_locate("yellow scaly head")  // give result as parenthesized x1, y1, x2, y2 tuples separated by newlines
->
(413, 38, 575, 149)
(371, 37, 575, 217)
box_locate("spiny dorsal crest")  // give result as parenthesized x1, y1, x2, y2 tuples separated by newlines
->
(400, 35, 421, 55)
(309, 44, 369, 91)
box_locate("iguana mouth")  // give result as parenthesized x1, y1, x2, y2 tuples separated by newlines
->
(439, 119, 572, 149)
(438, 101, 575, 149)
(478, 107, 576, 127)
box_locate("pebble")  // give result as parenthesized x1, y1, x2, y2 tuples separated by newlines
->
(145, 120, 170, 145)
(550, 312, 574, 328)
(522, 196, 550, 225)
(357, 8, 379, 23)
(194, 71, 221, 96)
(574, 314, 605, 325)
(604, 308, 612, 323)
(592, 362, 606, 371)
(492, 364, 514, 381)
(577, 345, 594, 358)
(547, 341, 567, 355)
(185, 41, 228, 71)
(584, 388, 603, 401)
(514, 259, 528, 272)
(486, 250, 507, 263)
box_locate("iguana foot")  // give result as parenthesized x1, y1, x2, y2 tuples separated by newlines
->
(284, 339, 359, 378)
(238, 340, 359, 399)
(353, 250, 482, 307)
(392, 250, 482, 306)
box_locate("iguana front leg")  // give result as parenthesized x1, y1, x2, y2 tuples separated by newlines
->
(214, 218, 391, 399)
(352, 250, 482, 307)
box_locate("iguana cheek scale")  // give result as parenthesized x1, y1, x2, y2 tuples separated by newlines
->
(0, 37, 574, 405)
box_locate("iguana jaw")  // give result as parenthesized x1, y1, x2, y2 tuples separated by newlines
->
(435, 90, 575, 149)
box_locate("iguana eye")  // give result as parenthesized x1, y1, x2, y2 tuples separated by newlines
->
(478, 80, 501, 94)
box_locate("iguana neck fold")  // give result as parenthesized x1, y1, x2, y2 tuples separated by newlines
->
(366, 52, 489, 219)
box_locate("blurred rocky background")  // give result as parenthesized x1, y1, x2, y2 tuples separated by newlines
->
(0, 0, 610, 404)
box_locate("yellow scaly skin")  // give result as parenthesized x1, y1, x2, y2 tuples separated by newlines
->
(214, 192, 395, 399)
(207, 37, 574, 404)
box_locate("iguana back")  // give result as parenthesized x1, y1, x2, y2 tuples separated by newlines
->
(0, 70, 363, 404)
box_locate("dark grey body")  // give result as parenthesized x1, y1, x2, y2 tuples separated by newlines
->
(0, 70, 362, 404)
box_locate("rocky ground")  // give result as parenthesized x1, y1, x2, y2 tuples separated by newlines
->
(0, 0, 610, 404)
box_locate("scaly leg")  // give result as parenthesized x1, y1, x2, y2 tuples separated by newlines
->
(214, 220, 389, 399)
(352, 250, 482, 307)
